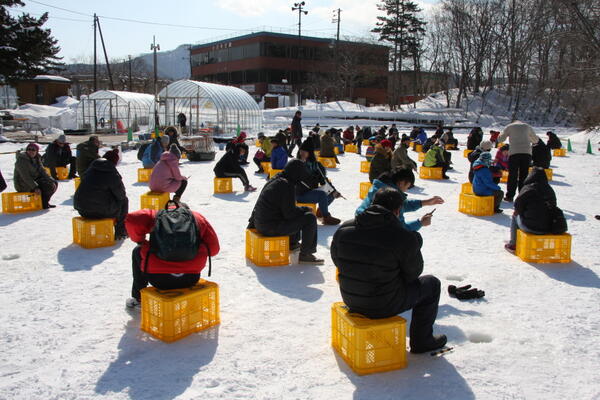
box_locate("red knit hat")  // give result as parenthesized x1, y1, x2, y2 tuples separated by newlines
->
(103, 149, 120, 166)
(380, 139, 392, 148)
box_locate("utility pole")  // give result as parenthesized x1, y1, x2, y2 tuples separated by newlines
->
(292, 2, 308, 106)
(151, 36, 160, 132)
(128, 55, 132, 91)
(332, 8, 341, 99)
(93, 14, 97, 92)
(332, 8, 341, 43)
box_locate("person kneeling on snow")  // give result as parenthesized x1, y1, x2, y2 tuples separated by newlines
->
(472, 152, 504, 213)
(248, 159, 323, 264)
(332, 187, 446, 354)
(124, 202, 220, 308)
(74, 149, 129, 239)
(356, 169, 443, 231)
(214, 143, 256, 192)
(150, 144, 188, 202)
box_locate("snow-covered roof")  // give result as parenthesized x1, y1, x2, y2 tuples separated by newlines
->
(86, 90, 155, 108)
(32, 75, 71, 83)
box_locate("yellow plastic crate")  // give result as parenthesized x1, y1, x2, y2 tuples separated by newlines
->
(181, 152, 188, 159)
(140, 191, 170, 210)
(461, 182, 473, 194)
(500, 170, 508, 183)
(297, 202, 317, 214)
(213, 177, 233, 193)
(255, 139, 261, 146)
(318, 157, 337, 168)
(529, 167, 553, 181)
(44, 166, 69, 180)
(2, 192, 42, 213)
(72, 217, 115, 249)
(464, 149, 473, 158)
(137, 168, 152, 182)
(362, 139, 370, 146)
(334, 146, 340, 155)
(458, 193, 494, 216)
(331, 302, 407, 375)
(245, 229, 290, 267)
(345, 144, 358, 153)
(260, 162, 271, 174)
(553, 148, 566, 157)
(269, 169, 283, 178)
(515, 230, 571, 263)
(336, 268, 339, 283)
(496, 142, 505, 148)
(359, 182, 372, 200)
(74, 177, 81, 191)
(141, 280, 220, 343)
(419, 166, 443, 180)
(445, 144, 456, 150)
(360, 161, 370, 173)
(418, 152, 425, 162)
(413, 143, 423, 153)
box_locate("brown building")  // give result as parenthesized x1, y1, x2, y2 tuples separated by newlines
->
(14, 75, 71, 105)
(191, 31, 389, 105)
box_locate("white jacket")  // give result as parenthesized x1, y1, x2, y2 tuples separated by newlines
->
(497, 121, 538, 155)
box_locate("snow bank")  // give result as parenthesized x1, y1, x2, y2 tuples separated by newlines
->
(8, 99, 78, 131)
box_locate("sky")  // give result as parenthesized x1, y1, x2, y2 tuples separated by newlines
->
(8, 0, 440, 63)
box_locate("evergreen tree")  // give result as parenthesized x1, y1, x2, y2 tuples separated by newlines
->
(372, 0, 426, 108)
(0, 0, 62, 83)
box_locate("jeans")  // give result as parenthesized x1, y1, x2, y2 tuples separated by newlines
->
(509, 215, 546, 246)
(296, 190, 334, 217)
(397, 275, 441, 347)
(256, 211, 317, 255)
(507, 154, 532, 199)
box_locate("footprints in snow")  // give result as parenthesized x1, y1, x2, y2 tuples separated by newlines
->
(2, 253, 20, 261)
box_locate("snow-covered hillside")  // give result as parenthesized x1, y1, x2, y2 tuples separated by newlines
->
(137, 44, 191, 81)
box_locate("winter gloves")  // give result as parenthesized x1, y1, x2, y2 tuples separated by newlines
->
(448, 284, 485, 300)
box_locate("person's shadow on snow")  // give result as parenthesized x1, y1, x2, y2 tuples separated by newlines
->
(248, 260, 325, 302)
(57, 241, 124, 271)
(531, 261, 600, 289)
(95, 317, 219, 400)
(0, 209, 49, 227)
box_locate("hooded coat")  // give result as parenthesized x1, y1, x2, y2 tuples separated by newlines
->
(149, 152, 185, 193)
(331, 204, 424, 319)
(391, 142, 416, 171)
(546, 133, 562, 149)
(319, 133, 336, 158)
(142, 139, 165, 168)
(531, 140, 552, 169)
(369, 145, 392, 182)
(43, 141, 73, 168)
(76, 138, 100, 176)
(514, 168, 558, 232)
(13, 151, 53, 192)
(423, 145, 445, 167)
(270, 145, 288, 170)
(472, 158, 501, 196)
(74, 158, 127, 218)
(214, 146, 245, 176)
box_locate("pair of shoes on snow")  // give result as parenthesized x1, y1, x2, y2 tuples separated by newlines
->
(298, 253, 324, 264)
(504, 243, 516, 253)
(315, 208, 341, 225)
(125, 298, 140, 309)
(448, 284, 485, 300)
(289, 242, 301, 252)
(442, 175, 450, 179)
(244, 185, 257, 192)
(43, 204, 56, 209)
(410, 334, 447, 354)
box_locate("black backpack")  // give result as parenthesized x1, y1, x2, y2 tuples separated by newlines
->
(137, 143, 150, 161)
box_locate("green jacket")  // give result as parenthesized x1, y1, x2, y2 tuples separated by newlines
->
(260, 138, 273, 158)
(13, 151, 51, 192)
(423, 146, 445, 167)
(391, 144, 417, 170)
(76, 140, 100, 176)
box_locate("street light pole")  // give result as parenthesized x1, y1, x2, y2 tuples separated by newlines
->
(151, 36, 160, 133)
(292, 2, 308, 106)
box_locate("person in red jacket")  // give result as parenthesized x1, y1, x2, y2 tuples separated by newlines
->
(124, 206, 220, 308)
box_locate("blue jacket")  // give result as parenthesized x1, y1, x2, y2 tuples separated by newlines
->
(270, 146, 288, 170)
(416, 131, 427, 144)
(142, 140, 164, 169)
(472, 160, 501, 196)
(355, 178, 423, 231)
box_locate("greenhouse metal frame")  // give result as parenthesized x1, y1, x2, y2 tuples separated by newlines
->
(77, 90, 155, 133)
(153, 80, 262, 137)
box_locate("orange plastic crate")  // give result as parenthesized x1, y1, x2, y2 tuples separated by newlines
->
(464, 149, 473, 158)
(72, 217, 115, 248)
(269, 169, 283, 179)
(461, 182, 473, 194)
(245, 229, 290, 267)
(419, 166, 443, 180)
(360, 161, 370, 173)
(297, 202, 317, 214)
(515, 230, 571, 263)
(458, 193, 494, 216)
(445, 144, 456, 150)
(529, 167, 553, 181)
(2, 192, 42, 213)
(331, 302, 407, 375)
(553, 148, 566, 157)
(260, 162, 271, 174)
(359, 182, 372, 200)
(44, 166, 69, 180)
(213, 177, 233, 193)
(345, 144, 358, 153)
(318, 157, 337, 168)
(141, 280, 220, 343)
(140, 191, 170, 210)
(137, 168, 152, 182)
(500, 170, 508, 183)
(413, 143, 423, 153)
(362, 139, 370, 146)
(418, 152, 425, 162)
(74, 177, 81, 191)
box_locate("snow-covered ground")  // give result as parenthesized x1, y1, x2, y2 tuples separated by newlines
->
(0, 132, 599, 400)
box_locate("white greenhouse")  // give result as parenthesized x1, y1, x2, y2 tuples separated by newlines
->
(77, 90, 155, 134)
(153, 80, 262, 137)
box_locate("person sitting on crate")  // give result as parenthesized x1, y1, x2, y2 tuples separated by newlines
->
(423, 139, 450, 179)
(42, 134, 77, 179)
(0, 168, 7, 193)
(248, 159, 324, 264)
(319, 129, 340, 164)
(270, 138, 288, 172)
(356, 169, 443, 231)
(504, 168, 567, 253)
(76, 136, 101, 177)
(252, 132, 272, 173)
(531, 136, 552, 169)
(74, 149, 129, 239)
(494, 144, 510, 183)
(226, 131, 250, 165)
(332, 187, 447, 354)
(142, 135, 170, 169)
(391, 135, 418, 172)
(214, 143, 257, 192)
(342, 126, 355, 145)
(296, 139, 342, 226)
(467, 127, 483, 150)
(489, 130, 501, 145)
(467, 140, 493, 182)
(369, 139, 393, 183)
(149, 144, 189, 202)
(441, 127, 459, 149)
(275, 129, 290, 155)
(164, 126, 187, 156)
(472, 152, 504, 213)
(13, 143, 57, 209)
(124, 200, 220, 308)
(545, 131, 562, 149)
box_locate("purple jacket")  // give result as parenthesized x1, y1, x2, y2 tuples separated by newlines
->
(149, 152, 185, 193)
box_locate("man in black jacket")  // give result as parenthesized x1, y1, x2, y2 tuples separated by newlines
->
(214, 144, 256, 192)
(288, 110, 303, 156)
(248, 159, 322, 264)
(331, 187, 446, 353)
(74, 151, 129, 239)
(43, 134, 77, 179)
(76, 136, 100, 177)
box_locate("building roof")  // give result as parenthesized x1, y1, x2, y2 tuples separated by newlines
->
(32, 75, 71, 83)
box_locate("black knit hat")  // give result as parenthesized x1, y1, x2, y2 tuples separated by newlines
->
(299, 138, 314, 152)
